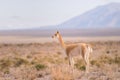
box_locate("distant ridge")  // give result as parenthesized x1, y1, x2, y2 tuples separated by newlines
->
(58, 2, 120, 29)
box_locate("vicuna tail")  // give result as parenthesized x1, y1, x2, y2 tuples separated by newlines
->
(87, 45, 93, 53)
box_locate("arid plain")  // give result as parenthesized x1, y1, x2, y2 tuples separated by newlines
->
(0, 36, 120, 80)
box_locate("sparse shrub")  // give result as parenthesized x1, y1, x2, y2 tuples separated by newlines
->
(90, 60, 100, 67)
(51, 66, 74, 80)
(75, 59, 86, 71)
(91, 60, 96, 65)
(4, 69, 9, 74)
(92, 54, 120, 68)
(79, 65, 86, 71)
(0, 58, 13, 74)
(9, 66, 38, 80)
(43, 56, 56, 64)
(14, 57, 29, 67)
(114, 55, 120, 65)
(57, 51, 61, 55)
(89, 77, 97, 80)
(31, 60, 37, 65)
(0, 58, 12, 71)
(35, 64, 46, 71)
(100, 54, 120, 65)
(106, 50, 110, 54)
(27, 55, 32, 59)
(100, 55, 112, 64)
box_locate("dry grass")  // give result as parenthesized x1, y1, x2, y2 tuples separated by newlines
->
(50, 65, 74, 80)
(0, 41, 120, 80)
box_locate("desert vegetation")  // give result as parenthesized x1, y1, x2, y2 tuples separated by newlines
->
(0, 41, 120, 80)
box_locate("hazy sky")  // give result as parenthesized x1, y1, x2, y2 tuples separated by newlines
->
(0, 0, 120, 30)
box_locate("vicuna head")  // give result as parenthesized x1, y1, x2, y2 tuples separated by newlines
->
(52, 31, 60, 39)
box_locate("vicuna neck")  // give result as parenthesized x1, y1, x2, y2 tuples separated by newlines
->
(58, 34, 66, 49)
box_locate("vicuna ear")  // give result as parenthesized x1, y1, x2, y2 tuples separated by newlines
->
(57, 31, 59, 33)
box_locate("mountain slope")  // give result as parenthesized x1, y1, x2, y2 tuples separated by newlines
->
(59, 3, 120, 29)
(0, 3, 120, 37)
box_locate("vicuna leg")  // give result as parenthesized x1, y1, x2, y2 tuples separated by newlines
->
(84, 50, 90, 73)
(68, 55, 75, 69)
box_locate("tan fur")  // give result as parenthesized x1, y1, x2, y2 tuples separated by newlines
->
(81, 43, 88, 58)
(66, 44, 78, 56)
(52, 31, 92, 73)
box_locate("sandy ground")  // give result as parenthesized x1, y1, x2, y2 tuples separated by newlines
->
(0, 36, 120, 80)
(0, 36, 120, 44)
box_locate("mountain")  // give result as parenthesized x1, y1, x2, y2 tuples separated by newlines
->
(58, 3, 120, 29)
(0, 3, 120, 37)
